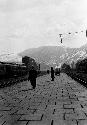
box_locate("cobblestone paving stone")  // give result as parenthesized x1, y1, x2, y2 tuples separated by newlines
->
(0, 73, 87, 125)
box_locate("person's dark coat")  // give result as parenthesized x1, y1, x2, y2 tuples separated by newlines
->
(51, 69, 54, 78)
(28, 69, 37, 81)
(28, 68, 37, 89)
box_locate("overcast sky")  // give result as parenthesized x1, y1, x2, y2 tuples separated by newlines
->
(0, 0, 87, 54)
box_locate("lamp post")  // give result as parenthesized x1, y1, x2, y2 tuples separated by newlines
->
(59, 34, 63, 43)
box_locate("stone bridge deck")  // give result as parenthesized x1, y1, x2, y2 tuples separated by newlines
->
(0, 73, 87, 125)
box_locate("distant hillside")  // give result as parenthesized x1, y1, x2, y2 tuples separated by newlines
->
(19, 46, 66, 65)
(19, 44, 87, 67)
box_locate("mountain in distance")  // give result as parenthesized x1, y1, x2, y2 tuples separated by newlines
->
(19, 46, 67, 66)
(19, 44, 87, 67)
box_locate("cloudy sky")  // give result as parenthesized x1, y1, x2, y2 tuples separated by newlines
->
(0, 0, 87, 54)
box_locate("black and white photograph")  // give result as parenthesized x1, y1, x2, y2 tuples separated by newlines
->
(0, 0, 87, 124)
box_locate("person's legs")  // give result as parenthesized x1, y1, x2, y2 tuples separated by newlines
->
(51, 77, 54, 81)
(30, 80, 33, 89)
(33, 79, 36, 89)
(31, 79, 36, 89)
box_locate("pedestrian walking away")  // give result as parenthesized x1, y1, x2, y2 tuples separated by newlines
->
(51, 67, 54, 81)
(28, 66, 37, 89)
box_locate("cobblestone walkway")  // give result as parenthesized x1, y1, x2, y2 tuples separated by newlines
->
(0, 73, 87, 125)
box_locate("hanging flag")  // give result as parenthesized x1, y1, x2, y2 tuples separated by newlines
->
(75, 32, 78, 34)
(86, 30, 87, 37)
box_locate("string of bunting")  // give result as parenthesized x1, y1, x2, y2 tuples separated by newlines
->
(59, 29, 87, 43)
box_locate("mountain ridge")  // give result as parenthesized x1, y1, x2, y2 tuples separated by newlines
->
(19, 44, 87, 67)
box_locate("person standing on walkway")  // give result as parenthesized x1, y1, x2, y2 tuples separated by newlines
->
(28, 66, 37, 89)
(51, 67, 54, 81)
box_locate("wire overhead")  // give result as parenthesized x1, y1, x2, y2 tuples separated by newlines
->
(59, 29, 87, 43)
